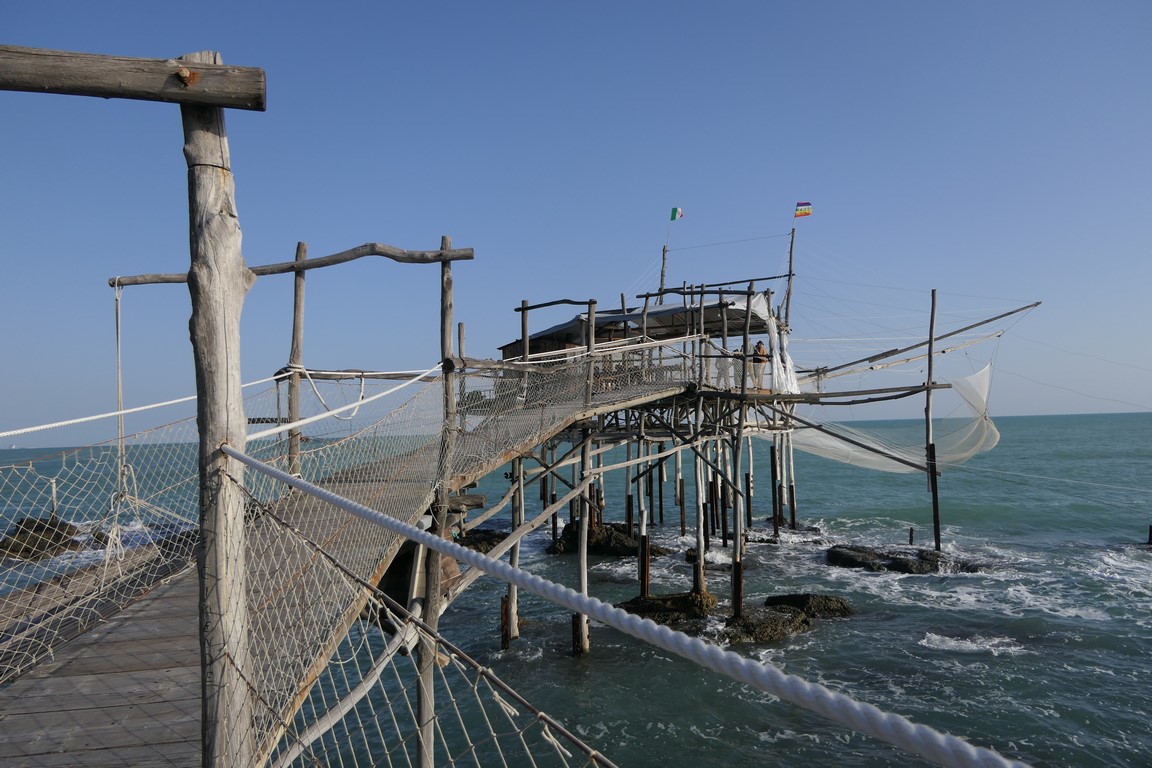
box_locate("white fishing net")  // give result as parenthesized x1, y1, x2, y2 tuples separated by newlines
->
(783, 365, 1000, 473)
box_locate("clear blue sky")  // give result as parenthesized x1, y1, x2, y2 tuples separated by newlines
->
(3, 2, 1150, 447)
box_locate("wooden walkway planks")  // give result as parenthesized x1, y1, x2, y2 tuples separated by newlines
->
(0, 569, 201, 767)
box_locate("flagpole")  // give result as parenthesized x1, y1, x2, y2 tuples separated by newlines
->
(785, 202, 811, 325)
(662, 207, 683, 306)
(658, 244, 668, 305)
(783, 226, 795, 327)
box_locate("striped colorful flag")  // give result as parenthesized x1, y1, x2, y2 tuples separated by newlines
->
(670, 207, 684, 221)
(794, 202, 812, 218)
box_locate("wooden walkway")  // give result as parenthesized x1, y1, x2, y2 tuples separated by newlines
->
(0, 569, 201, 767)
(0, 375, 692, 766)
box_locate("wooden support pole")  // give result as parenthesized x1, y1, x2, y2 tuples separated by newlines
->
(744, 472, 753, 528)
(180, 50, 258, 768)
(503, 456, 523, 648)
(692, 400, 707, 594)
(729, 288, 753, 617)
(658, 442, 666, 525)
(679, 476, 687, 537)
(550, 444, 559, 543)
(638, 441, 651, 598)
(774, 442, 783, 538)
(574, 429, 592, 655)
(926, 289, 942, 552)
(625, 439, 634, 532)
(419, 236, 456, 768)
(287, 242, 306, 476)
(745, 433, 755, 528)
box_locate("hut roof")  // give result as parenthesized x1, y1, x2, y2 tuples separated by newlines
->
(499, 292, 775, 357)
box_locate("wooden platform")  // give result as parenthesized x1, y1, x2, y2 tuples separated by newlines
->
(0, 568, 201, 767)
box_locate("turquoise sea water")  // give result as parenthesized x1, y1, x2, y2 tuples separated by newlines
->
(3, 413, 1150, 766)
(445, 412, 1152, 767)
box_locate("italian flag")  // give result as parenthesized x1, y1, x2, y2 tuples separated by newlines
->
(670, 207, 684, 221)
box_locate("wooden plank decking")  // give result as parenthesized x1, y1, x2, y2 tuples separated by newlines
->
(0, 568, 201, 767)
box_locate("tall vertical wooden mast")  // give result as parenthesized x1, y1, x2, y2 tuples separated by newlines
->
(783, 227, 796, 328)
(925, 289, 942, 551)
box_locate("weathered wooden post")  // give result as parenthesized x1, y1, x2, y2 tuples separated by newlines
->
(419, 235, 457, 767)
(729, 286, 754, 618)
(625, 440, 634, 532)
(925, 289, 942, 552)
(287, 241, 307, 476)
(637, 439, 651, 598)
(178, 51, 262, 767)
(770, 440, 781, 537)
(574, 298, 596, 655)
(503, 455, 523, 648)
(692, 399, 707, 594)
(584, 299, 597, 404)
(1, 46, 266, 766)
(574, 428, 592, 655)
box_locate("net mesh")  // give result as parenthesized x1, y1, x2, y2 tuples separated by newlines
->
(1, 422, 201, 683)
(780, 365, 1001, 473)
(1, 338, 687, 765)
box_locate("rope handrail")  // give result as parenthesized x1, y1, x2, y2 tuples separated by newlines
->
(224, 443, 1032, 768)
(246, 364, 441, 442)
(0, 375, 280, 440)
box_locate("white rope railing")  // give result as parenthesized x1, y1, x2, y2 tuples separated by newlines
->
(246, 364, 441, 441)
(0, 375, 279, 440)
(224, 444, 1032, 768)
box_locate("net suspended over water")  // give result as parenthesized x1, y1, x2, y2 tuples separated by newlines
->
(781, 365, 1001, 473)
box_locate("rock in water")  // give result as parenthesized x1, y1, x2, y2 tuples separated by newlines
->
(763, 593, 855, 618)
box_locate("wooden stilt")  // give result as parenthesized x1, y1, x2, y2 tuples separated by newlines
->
(679, 476, 687, 537)
(574, 430, 592, 655)
(693, 401, 707, 593)
(770, 441, 780, 538)
(638, 440, 651, 597)
(658, 442, 666, 525)
(506, 456, 523, 646)
(419, 235, 456, 768)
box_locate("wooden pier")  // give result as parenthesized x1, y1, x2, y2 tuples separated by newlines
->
(0, 370, 731, 765)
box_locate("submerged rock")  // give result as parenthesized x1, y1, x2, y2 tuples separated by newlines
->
(458, 527, 507, 554)
(826, 544, 982, 574)
(721, 606, 811, 644)
(616, 590, 853, 646)
(763, 593, 855, 619)
(616, 590, 718, 626)
(547, 522, 672, 557)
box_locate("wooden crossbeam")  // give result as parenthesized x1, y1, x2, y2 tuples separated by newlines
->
(0, 45, 266, 111)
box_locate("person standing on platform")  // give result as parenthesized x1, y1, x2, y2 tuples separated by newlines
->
(751, 340, 768, 388)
